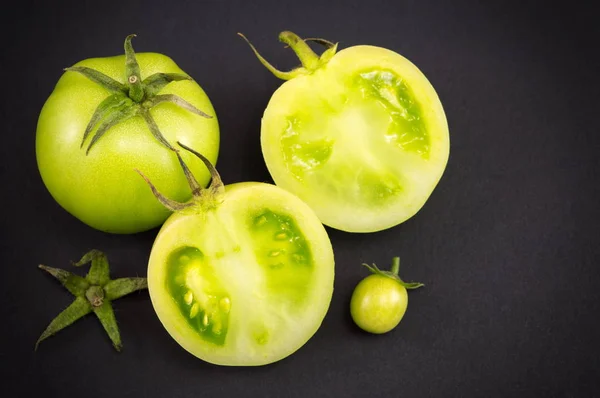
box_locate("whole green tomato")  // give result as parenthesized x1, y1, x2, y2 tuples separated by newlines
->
(241, 31, 449, 233)
(139, 143, 334, 366)
(350, 257, 423, 334)
(36, 35, 219, 233)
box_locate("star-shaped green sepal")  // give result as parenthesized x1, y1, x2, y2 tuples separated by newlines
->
(67, 34, 212, 154)
(36, 250, 147, 351)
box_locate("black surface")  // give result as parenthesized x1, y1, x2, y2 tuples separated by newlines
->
(2, 0, 599, 397)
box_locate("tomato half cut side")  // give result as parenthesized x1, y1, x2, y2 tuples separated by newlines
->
(242, 32, 449, 232)
(146, 167, 334, 366)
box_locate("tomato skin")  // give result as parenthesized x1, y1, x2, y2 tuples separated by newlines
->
(36, 53, 219, 233)
(350, 274, 408, 334)
(147, 181, 334, 366)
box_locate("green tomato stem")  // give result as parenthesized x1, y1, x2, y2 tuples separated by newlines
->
(362, 257, 424, 290)
(85, 285, 105, 307)
(238, 31, 339, 80)
(278, 31, 320, 71)
(391, 256, 400, 275)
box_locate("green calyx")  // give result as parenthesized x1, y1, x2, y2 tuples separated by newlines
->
(363, 257, 424, 289)
(36, 250, 147, 351)
(238, 31, 338, 80)
(136, 141, 225, 213)
(66, 34, 212, 154)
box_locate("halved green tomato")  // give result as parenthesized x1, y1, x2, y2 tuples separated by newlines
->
(242, 32, 449, 232)
(142, 144, 334, 366)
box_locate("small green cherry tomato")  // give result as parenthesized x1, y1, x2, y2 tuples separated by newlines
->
(350, 257, 423, 334)
(36, 35, 219, 234)
(240, 32, 449, 233)
(139, 143, 334, 366)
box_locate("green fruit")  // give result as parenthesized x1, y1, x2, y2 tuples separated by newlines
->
(351, 257, 423, 334)
(242, 31, 449, 232)
(141, 143, 334, 366)
(36, 35, 219, 233)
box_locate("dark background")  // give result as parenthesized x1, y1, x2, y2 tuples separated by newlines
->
(1, 0, 599, 396)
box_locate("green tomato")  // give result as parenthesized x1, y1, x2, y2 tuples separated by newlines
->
(36, 36, 219, 234)
(241, 32, 449, 232)
(350, 257, 423, 334)
(141, 143, 334, 366)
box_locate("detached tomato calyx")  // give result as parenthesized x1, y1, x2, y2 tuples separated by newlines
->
(65, 34, 213, 154)
(363, 257, 424, 289)
(238, 31, 338, 80)
(36, 250, 147, 351)
(136, 141, 225, 213)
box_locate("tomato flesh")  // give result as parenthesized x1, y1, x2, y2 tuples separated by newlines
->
(148, 182, 334, 366)
(261, 45, 449, 232)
